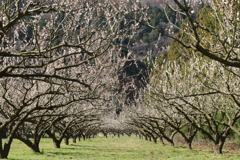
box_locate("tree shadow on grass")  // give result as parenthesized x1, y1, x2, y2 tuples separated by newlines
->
(45, 146, 117, 157)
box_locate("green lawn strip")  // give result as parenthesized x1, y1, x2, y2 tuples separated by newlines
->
(6, 137, 240, 160)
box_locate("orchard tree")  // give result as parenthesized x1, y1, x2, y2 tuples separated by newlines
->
(143, 97, 198, 149)
(122, 0, 240, 154)
(128, 113, 177, 145)
(147, 55, 240, 154)
(0, 77, 100, 157)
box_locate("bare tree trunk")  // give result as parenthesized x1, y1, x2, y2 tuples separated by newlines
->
(54, 140, 61, 149)
(159, 137, 165, 145)
(213, 139, 226, 155)
(72, 136, 77, 143)
(0, 138, 13, 159)
(105, 134, 108, 138)
(144, 136, 148, 141)
(153, 138, 157, 144)
(0, 136, 3, 159)
(64, 137, 69, 145)
(170, 141, 174, 146)
(15, 136, 41, 152)
(214, 143, 222, 154)
(0, 120, 24, 159)
(46, 130, 63, 149)
(83, 135, 86, 141)
(187, 141, 192, 150)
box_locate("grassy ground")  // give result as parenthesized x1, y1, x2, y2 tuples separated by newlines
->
(6, 136, 240, 160)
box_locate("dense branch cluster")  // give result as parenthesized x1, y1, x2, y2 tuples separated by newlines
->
(0, 0, 239, 158)
(0, 0, 143, 158)
(122, 0, 240, 155)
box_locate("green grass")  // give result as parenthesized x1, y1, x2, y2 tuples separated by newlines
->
(6, 137, 240, 160)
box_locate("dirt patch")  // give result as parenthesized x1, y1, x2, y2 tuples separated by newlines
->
(173, 134, 240, 151)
